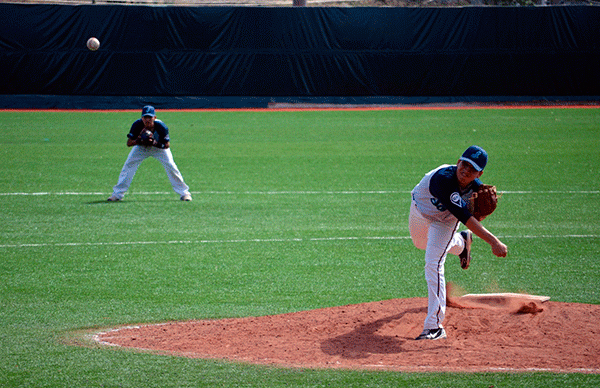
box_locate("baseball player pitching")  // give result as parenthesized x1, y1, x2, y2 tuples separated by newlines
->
(107, 106, 192, 202)
(409, 145, 507, 340)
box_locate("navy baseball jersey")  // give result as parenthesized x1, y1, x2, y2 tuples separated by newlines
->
(127, 119, 170, 147)
(411, 164, 482, 224)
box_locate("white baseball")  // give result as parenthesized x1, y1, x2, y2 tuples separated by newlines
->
(87, 37, 100, 51)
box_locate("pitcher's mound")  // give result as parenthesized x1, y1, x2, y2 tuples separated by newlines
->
(94, 295, 600, 373)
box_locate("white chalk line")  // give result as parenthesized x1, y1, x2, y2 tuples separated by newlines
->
(0, 236, 405, 249)
(1, 190, 403, 196)
(1, 190, 599, 196)
(2, 191, 597, 248)
(1, 234, 598, 249)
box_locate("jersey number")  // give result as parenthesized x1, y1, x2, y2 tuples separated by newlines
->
(430, 198, 446, 212)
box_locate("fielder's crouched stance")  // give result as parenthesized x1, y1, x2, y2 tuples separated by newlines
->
(108, 106, 192, 202)
(409, 145, 507, 340)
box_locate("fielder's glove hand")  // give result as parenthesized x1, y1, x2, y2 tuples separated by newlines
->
(469, 184, 499, 221)
(138, 129, 155, 146)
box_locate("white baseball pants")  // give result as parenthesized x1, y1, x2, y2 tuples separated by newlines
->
(409, 201, 465, 330)
(111, 145, 190, 200)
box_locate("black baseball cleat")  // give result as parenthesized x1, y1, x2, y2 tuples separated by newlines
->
(415, 328, 447, 340)
(459, 230, 472, 269)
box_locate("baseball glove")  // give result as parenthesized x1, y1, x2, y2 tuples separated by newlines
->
(468, 184, 499, 221)
(138, 129, 155, 146)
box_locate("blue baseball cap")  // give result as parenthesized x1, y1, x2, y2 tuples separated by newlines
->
(141, 105, 155, 117)
(460, 145, 488, 171)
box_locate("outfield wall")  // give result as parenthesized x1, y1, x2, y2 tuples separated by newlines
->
(1, 4, 599, 108)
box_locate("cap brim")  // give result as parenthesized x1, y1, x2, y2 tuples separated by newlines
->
(459, 156, 483, 171)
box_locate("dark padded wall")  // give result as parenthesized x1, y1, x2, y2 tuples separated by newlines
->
(1, 4, 599, 107)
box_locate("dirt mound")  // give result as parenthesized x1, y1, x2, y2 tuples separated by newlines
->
(94, 296, 600, 373)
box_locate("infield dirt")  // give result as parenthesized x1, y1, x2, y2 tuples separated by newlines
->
(94, 292, 600, 373)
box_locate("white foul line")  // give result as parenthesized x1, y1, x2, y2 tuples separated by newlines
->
(1, 191, 597, 248)
(0, 234, 598, 249)
(0, 191, 406, 196)
(0, 190, 599, 196)
(0, 236, 408, 249)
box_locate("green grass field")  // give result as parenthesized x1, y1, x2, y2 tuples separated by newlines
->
(1, 107, 599, 387)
